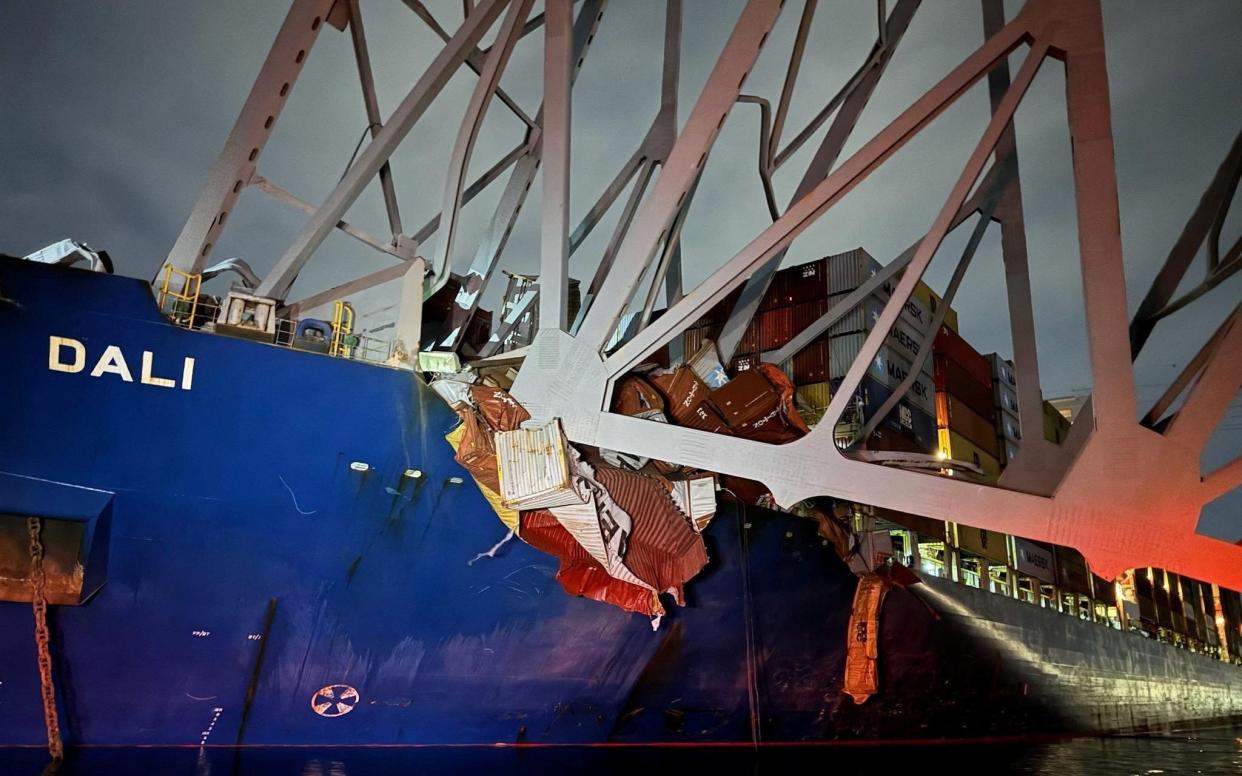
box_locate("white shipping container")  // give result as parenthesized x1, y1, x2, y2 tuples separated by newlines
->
(495, 419, 587, 510)
(987, 352, 1017, 387)
(994, 377, 1019, 416)
(997, 408, 1022, 446)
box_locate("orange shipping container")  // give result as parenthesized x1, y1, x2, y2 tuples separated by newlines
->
(935, 391, 1000, 458)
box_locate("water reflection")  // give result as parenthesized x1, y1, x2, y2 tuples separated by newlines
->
(4, 728, 1241, 776)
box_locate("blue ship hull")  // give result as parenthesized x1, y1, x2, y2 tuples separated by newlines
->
(1, 257, 1239, 747)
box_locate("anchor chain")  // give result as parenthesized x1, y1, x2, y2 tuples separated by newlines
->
(27, 516, 64, 762)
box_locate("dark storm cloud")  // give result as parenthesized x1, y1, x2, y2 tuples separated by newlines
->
(1, 1, 1238, 536)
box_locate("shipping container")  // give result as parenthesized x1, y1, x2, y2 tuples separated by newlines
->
(795, 382, 830, 411)
(933, 325, 991, 387)
(1054, 546, 1093, 598)
(955, 524, 1009, 564)
(862, 424, 932, 455)
(682, 323, 720, 363)
(934, 354, 994, 419)
(829, 334, 935, 416)
(789, 337, 830, 383)
(1043, 400, 1072, 444)
(789, 297, 829, 333)
(1014, 537, 1056, 584)
(935, 392, 1001, 457)
(987, 352, 1017, 387)
(781, 257, 829, 306)
(994, 378, 1020, 416)
(996, 407, 1021, 446)
(729, 352, 759, 375)
(1000, 438, 1020, 467)
(905, 273, 959, 333)
(1135, 568, 1158, 625)
(1148, 578, 1169, 631)
(937, 428, 1001, 481)
(753, 305, 795, 351)
(833, 375, 938, 451)
(821, 247, 960, 330)
(826, 295, 935, 364)
(826, 289, 930, 341)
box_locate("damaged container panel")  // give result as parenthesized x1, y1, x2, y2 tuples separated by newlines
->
(495, 419, 585, 510)
(665, 472, 719, 533)
(651, 367, 733, 435)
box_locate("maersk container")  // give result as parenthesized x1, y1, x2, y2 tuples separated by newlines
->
(827, 296, 935, 365)
(833, 374, 938, 452)
(822, 248, 959, 331)
(826, 288, 930, 337)
(829, 333, 935, 417)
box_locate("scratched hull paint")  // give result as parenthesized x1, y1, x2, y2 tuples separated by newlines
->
(1, 258, 1239, 746)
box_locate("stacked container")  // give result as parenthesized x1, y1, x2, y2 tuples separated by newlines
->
(933, 326, 1001, 480)
(986, 353, 1022, 465)
(679, 248, 955, 451)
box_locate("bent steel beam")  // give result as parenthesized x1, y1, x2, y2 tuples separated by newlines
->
(256, 0, 510, 299)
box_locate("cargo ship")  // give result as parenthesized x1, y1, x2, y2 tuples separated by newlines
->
(3, 244, 1240, 750)
(5, 0, 1241, 756)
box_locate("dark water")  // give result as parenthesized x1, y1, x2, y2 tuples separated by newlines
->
(4, 730, 1242, 776)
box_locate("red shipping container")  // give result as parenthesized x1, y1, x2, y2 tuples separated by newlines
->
(729, 352, 760, 375)
(790, 338, 829, 384)
(784, 258, 828, 305)
(934, 354, 994, 419)
(650, 366, 733, 435)
(754, 306, 795, 351)
(932, 324, 990, 387)
(791, 297, 829, 338)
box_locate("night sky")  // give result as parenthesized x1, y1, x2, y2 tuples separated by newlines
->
(2, 1, 1238, 539)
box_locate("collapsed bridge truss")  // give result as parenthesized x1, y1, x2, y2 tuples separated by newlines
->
(165, 0, 1242, 588)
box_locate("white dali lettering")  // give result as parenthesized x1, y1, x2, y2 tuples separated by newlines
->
(48, 336, 195, 390)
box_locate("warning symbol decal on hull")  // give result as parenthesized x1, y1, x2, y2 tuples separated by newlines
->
(311, 684, 359, 717)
